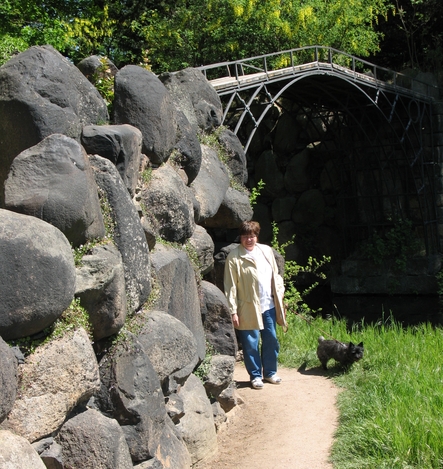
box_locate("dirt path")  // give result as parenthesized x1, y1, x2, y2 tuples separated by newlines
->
(193, 362, 340, 469)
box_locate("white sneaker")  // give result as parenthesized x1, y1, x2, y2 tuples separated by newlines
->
(251, 377, 264, 389)
(264, 375, 282, 384)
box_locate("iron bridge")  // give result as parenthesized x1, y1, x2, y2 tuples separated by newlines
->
(198, 46, 442, 258)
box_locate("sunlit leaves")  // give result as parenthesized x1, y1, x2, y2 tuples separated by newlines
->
(0, 0, 393, 71)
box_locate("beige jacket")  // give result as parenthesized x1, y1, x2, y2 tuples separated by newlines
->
(224, 243, 285, 330)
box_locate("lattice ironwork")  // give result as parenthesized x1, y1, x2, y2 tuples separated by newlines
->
(199, 46, 441, 257)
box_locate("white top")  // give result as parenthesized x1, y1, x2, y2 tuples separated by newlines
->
(245, 245, 275, 313)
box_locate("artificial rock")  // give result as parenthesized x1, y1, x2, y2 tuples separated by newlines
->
(191, 144, 230, 223)
(0, 209, 76, 340)
(0, 337, 17, 423)
(90, 154, 151, 313)
(136, 310, 199, 395)
(0, 328, 100, 442)
(150, 244, 206, 361)
(113, 65, 177, 165)
(75, 243, 127, 341)
(0, 45, 108, 207)
(5, 133, 105, 247)
(200, 280, 237, 356)
(82, 124, 143, 197)
(139, 163, 196, 244)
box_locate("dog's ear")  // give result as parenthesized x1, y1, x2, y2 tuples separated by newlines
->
(358, 342, 363, 347)
(349, 342, 354, 347)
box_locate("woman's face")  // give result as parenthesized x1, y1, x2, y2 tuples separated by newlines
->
(240, 233, 257, 251)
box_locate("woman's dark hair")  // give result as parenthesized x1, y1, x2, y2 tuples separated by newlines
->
(239, 221, 260, 238)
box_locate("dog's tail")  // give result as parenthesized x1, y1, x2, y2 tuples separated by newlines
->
(318, 336, 325, 343)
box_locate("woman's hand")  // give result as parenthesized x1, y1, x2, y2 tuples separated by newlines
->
(231, 313, 239, 328)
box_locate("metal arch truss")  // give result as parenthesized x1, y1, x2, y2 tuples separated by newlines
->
(199, 46, 441, 256)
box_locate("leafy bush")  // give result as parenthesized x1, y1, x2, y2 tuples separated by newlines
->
(361, 219, 420, 271)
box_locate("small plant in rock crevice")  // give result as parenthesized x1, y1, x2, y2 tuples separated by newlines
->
(197, 127, 248, 194)
(194, 342, 217, 382)
(360, 218, 420, 272)
(92, 56, 115, 116)
(72, 187, 116, 266)
(140, 167, 153, 186)
(7, 298, 92, 356)
(97, 186, 116, 240)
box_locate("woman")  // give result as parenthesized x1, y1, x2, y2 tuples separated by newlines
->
(224, 220, 285, 389)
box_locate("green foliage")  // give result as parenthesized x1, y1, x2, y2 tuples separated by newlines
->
(0, 0, 393, 71)
(0, 0, 75, 63)
(72, 241, 97, 267)
(361, 219, 419, 271)
(97, 186, 116, 240)
(271, 221, 330, 316)
(249, 179, 265, 206)
(140, 167, 153, 186)
(7, 298, 92, 356)
(112, 279, 161, 346)
(0, 34, 27, 66)
(72, 187, 115, 266)
(194, 342, 217, 381)
(51, 297, 92, 340)
(92, 56, 115, 115)
(184, 241, 203, 279)
(387, 0, 443, 71)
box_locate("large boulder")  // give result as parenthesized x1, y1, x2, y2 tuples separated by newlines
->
(5, 134, 105, 247)
(90, 155, 151, 313)
(204, 242, 238, 293)
(76, 55, 118, 83)
(136, 310, 200, 394)
(32, 438, 63, 469)
(97, 333, 191, 467)
(0, 45, 108, 207)
(202, 187, 253, 229)
(75, 243, 127, 341)
(217, 128, 248, 185)
(0, 328, 100, 442)
(175, 373, 218, 465)
(174, 110, 202, 184)
(139, 163, 195, 244)
(0, 210, 76, 340)
(150, 244, 206, 361)
(113, 65, 177, 165)
(82, 124, 143, 197)
(200, 280, 237, 356)
(187, 225, 215, 276)
(0, 430, 47, 469)
(0, 338, 17, 424)
(203, 355, 236, 410)
(191, 144, 230, 223)
(160, 67, 223, 132)
(57, 409, 133, 469)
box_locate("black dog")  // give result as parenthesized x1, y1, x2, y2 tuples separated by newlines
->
(317, 336, 364, 370)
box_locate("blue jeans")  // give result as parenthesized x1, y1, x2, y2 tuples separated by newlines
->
(237, 307, 280, 380)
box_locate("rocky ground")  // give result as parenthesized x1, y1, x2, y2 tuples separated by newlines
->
(194, 362, 340, 469)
